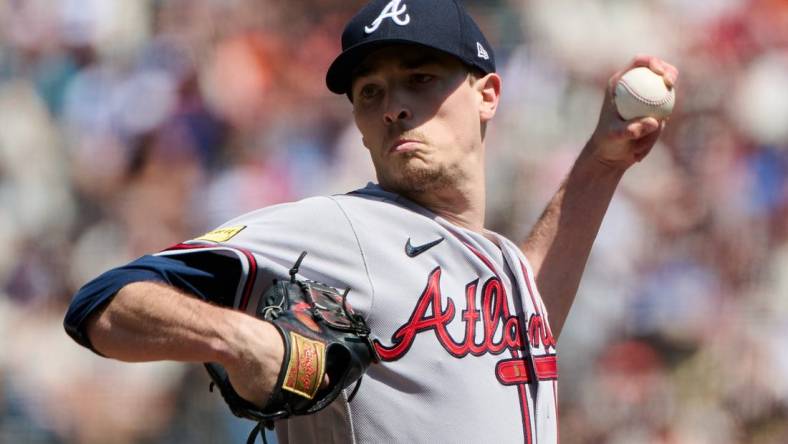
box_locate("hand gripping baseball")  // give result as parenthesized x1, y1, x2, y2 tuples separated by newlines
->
(205, 252, 379, 444)
(588, 55, 679, 170)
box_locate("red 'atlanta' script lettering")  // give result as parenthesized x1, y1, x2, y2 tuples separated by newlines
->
(374, 267, 554, 361)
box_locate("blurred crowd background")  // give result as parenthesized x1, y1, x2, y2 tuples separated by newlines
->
(0, 0, 786, 443)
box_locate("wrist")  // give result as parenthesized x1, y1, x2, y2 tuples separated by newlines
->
(575, 139, 628, 182)
(211, 310, 257, 367)
(215, 312, 283, 371)
(213, 313, 285, 407)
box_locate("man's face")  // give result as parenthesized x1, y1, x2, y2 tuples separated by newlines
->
(351, 45, 489, 196)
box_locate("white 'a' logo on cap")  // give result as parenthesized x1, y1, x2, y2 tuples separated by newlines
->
(365, 0, 411, 34)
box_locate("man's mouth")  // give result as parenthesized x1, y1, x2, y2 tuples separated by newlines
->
(389, 138, 423, 153)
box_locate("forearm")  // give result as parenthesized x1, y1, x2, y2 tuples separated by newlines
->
(523, 143, 624, 338)
(87, 281, 263, 366)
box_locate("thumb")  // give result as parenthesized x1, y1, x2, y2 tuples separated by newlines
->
(620, 117, 660, 141)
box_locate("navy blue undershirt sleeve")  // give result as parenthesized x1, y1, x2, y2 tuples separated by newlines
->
(63, 253, 239, 353)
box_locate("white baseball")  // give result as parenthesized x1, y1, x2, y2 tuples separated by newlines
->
(614, 67, 675, 120)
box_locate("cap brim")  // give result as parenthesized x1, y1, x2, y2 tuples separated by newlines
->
(325, 39, 453, 95)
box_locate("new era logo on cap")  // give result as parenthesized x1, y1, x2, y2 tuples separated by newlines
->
(326, 0, 496, 95)
(365, 0, 411, 34)
(477, 42, 489, 60)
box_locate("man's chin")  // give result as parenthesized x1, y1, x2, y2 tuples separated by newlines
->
(382, 167, 456, 194)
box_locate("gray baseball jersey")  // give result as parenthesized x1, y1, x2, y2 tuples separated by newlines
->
(159, 183, 558, 444)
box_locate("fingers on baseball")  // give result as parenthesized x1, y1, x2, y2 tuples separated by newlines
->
(616, 117, 660, 140)
(626, 54, 679, 88)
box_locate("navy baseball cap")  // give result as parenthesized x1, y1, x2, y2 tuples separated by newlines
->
(326, 0, 496, 95)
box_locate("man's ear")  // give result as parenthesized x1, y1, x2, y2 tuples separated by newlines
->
(476, 73, 502, 122)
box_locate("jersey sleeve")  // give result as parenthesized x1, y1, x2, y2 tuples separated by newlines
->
(64, 194, 372, 355)
(63, 249, 245, 353)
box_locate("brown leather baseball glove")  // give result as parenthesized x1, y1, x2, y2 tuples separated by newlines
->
(205, 251, 378, 443)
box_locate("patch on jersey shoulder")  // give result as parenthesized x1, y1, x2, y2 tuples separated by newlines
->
(194, 225, 246, 243)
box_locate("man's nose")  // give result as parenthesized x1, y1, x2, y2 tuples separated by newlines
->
(382, 94, 412, 125)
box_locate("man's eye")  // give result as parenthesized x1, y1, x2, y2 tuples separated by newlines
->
(411, 74, 434, 84)
(360, 84, 381, 99)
